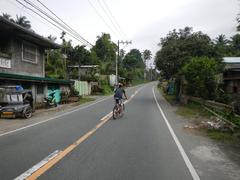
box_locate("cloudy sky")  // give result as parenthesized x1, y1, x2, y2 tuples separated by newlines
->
(0, 0, 239, 63)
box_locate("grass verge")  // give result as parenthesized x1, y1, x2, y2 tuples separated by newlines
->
(158, 86, 175, 104)
(176, 102, 211, 118)
(206, 129, 233, 141)
(78, 97, 95, 105)
(158, 85, 239, 142)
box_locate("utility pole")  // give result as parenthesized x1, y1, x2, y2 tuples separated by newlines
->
(115, 40, 132, 84)
(150, 63, 153, 81)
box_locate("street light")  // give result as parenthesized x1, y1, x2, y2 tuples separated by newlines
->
(115, 40, 132, 84)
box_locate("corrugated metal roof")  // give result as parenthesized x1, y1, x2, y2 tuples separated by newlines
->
(223, 57, 240, 63)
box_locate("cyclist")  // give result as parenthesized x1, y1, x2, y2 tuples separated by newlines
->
(114, 83, 127, 106)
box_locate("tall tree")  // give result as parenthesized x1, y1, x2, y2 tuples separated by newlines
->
(155, 27, 216, 79)
(214, 34, 229, 57)
(123, 49, 145, 69)
(91, 33, 117, 74)
(45, 49, 67, 79)
(229, 34, 240, 56)
(237, 14, 240, 31)
(142, 49, 152, 66)
(92, 33, 116, 62)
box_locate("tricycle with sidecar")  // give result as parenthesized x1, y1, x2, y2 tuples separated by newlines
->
(0, 87, 34, 119)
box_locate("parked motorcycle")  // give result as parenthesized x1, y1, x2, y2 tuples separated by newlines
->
(44, 91, 57, 108)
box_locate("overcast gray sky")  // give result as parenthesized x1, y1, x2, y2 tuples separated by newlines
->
(0, 0, 239, 62)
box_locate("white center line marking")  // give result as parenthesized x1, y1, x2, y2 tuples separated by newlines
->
(14, 150, 61, 180)
(152, 86, 200, 180)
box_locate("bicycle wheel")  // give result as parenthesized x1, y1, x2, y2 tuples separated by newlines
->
(113, 105, 119, 119)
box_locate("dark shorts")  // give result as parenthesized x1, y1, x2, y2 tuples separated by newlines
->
(114, 97, 122, 104)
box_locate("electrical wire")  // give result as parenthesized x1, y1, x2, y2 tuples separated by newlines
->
(22, 0, 92, 47)
(96, 0, 123, 39)
(88, 0, 119, 38)
(35, 0, 93, 47)
(101, 0, 128, 39)
(15, 0, 90, 46)
(7, 0, 62, 34)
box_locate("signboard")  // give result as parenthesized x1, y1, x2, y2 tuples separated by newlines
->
(0, 58, 11, 69)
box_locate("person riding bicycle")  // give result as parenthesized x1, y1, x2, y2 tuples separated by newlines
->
(114, 83, 127, 105)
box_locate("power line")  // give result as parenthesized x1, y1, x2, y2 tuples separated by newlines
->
(15, 0, 90, 46)
(22, 0, 92, 47)
(101, 0, 128, 39)
(88, 0, 119, 38)
(7, 0, 62, 34)
(35, 0, 93, 47)
(96, 0, 123, 39)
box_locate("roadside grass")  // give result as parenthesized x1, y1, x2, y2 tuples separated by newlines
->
(158, 86, 176, 104)
(176, 102, 211, 118)
(102, 85, 113, 95)
(158, 84, 240, 143)
(206, 129, 233, 141)
(132, 79, 146, 86)
(78, 97, 95, 105)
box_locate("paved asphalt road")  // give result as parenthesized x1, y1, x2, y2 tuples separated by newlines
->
(0, 83, 198, 180)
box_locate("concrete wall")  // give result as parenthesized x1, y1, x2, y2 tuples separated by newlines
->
(0, 37, 44, 77)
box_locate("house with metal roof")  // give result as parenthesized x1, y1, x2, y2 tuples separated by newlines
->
(0, 17, 72, 104)
(223, 57, 240, 95)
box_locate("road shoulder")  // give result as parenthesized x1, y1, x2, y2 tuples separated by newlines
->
(154, 85, 240, 180)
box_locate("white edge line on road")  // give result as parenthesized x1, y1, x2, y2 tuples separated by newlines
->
(14, 150, 61, 180)
(0, 96, 112, 138)
(152, 86, 200, 180)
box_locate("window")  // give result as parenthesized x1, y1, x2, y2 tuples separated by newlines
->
(233, 86, 238, 93)
(37, 85, 44, 94)
(22, 42, 38, 63)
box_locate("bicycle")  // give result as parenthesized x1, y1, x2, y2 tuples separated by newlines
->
(112, 98, 125, 119)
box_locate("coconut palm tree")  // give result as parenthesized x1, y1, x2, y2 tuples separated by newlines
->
(15, 15, 31, 29)
(1, 13, 14, 22)
(142, 49, 152, 65)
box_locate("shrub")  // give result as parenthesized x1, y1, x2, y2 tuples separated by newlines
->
(182, 57, 218, 100)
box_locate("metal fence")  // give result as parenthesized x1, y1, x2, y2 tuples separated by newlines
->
(74, 81, 91, 96)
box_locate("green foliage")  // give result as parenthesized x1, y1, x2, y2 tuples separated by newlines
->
(45, 49, 67, 79)
(182, 57, 218, 99)
(99, 79, 112, 95)
(142, 49, 152, 65)
(214, 34, 230, 57)
(176, 101, 211, 118)
(91, 33, 116, 75)
(155, 27, 217, 79)
(123, 49, 145, 69)
(229, 34, 240, 56)
(72, 45, 91, 65)
(92, 33, 117, 62)
(78, 97, 95, 105)
(206, 129, 234, 142)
